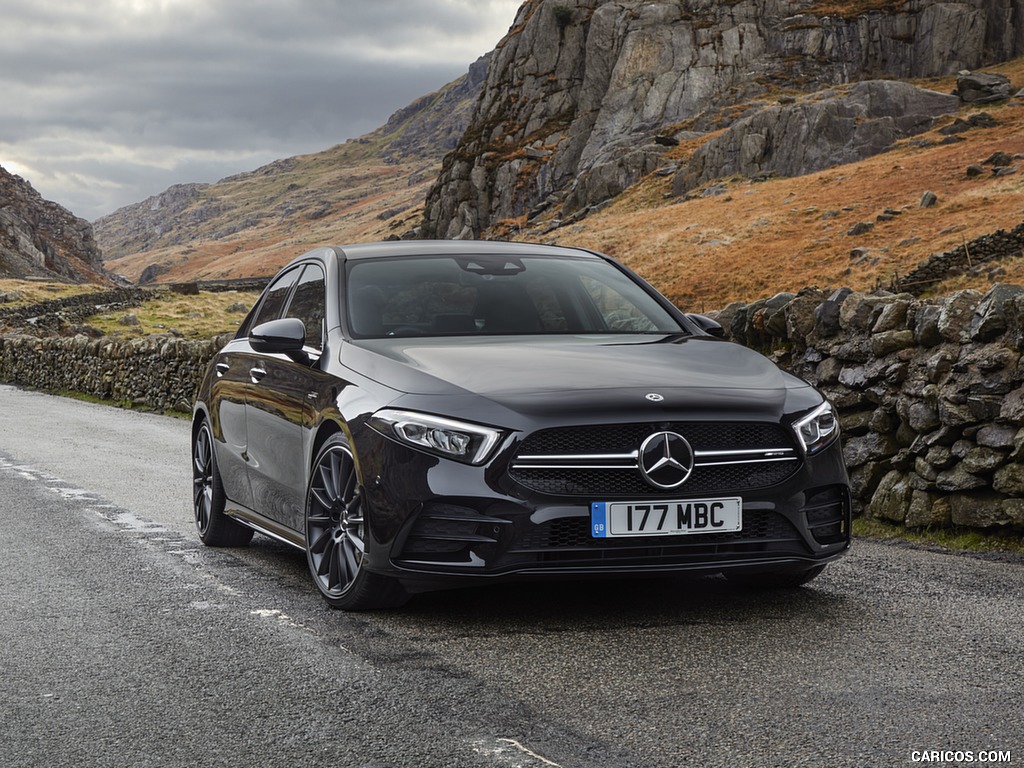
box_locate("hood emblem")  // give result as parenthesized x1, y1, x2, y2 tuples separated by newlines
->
(645, 393, 664, 402)
(638, 432, 694, 489)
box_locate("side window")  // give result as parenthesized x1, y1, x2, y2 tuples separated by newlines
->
(286, 265, 326, 351)
(250, 267, 301, 329)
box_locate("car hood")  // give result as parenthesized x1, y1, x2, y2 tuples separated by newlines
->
(344, 335, 808, 421)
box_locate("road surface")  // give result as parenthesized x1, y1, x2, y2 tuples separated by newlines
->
(1, 385, 1021, 767)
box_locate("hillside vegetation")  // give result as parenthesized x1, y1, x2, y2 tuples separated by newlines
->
(99, 138, 434, 285)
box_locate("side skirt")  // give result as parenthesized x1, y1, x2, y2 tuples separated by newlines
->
(225, 503, 306, 550)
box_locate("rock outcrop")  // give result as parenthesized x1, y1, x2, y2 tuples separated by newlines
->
(0, 165, 109, 283)
(423, 0, 1024, 239)
(673, 80, 960, 196)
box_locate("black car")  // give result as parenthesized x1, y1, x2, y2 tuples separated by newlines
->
(192, 241, 849, 610)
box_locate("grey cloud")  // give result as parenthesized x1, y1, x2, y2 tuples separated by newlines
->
(0, 0, 520, 221)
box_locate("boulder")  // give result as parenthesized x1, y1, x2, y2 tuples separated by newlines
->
(957, 72, 1013, 104)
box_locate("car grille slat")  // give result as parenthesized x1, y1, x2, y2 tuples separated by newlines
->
(509, 422, 801, 496)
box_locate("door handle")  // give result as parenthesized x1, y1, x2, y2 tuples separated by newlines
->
(249, 367, 268, 384)
(215, 362, 230, 378)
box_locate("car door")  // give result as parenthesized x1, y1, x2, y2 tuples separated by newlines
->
(244, 263, 329, 533)
(210, 267, 301, 512)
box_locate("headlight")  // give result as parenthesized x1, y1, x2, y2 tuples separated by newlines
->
(793, 401, 839, 455)
(369, 409, 503, 465)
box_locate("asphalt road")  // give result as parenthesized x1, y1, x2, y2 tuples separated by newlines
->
(1, 384, 1022, 768)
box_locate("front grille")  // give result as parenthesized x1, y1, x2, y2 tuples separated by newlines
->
(518, 422, 792, 455)
(509, 421, 800, 497)
(510, 463, 798, 496)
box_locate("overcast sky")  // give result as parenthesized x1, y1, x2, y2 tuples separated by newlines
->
(0, 0, 521, 221)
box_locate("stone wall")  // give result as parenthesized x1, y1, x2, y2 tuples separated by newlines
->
(711, 283, 1024, 532)
(0, 288, 150, 328)
(893, 221, 1024, 295)
(0, 332, 229, 414)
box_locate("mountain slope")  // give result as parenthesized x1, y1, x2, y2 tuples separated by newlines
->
(1, 166, 109, 283)
(94, 1, 1024, 314)
(423, 0, 1024, 240)
(550, 74, 1024, 309)
(96, 56, 490, 283)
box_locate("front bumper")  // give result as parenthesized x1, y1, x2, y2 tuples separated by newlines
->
(355, 424, 851, 589)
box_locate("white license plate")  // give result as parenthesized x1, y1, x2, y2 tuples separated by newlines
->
(590, 497, 742, 538)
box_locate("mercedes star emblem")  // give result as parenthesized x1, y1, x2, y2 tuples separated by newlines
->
(638, 431, 694, 489)
(645, 393, 665, 402)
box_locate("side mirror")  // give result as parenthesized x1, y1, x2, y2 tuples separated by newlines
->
(686, 313, 726, 338)
(249, 318, 309, 362)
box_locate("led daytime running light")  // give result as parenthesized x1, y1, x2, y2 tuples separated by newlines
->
(372, 409, 502, 465)
(794, 402, 839, 455)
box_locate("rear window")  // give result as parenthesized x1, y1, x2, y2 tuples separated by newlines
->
(345, 254, 683, 338)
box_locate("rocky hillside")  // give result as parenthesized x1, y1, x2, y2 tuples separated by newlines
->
(96, 55, 490, 283)
(94, 0, 1024, 313)
(423, 0, 1024, 240)
(0, 166, 109, 284)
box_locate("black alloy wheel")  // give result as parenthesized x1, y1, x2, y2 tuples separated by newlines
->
(192, 420, 254, 547)
(304, 433, 407, 610)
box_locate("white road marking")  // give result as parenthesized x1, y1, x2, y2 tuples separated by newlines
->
(471, 737, 563, 767)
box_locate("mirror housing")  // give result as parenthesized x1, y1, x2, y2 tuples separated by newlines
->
(249, 318, 309, 362)
(686, 313, 726, 338)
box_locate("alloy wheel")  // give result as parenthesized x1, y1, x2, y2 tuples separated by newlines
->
(193, 423, 215, 535)
(306, 445, 366, 597)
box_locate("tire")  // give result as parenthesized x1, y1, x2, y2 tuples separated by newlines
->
(304, 433, 408, 610)
(192, 420, 254, 547)
(725, 564, 826, 589)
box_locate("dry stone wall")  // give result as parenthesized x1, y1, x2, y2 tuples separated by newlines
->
(0, 333, 229, 414)
(711, 283, 1024, 532)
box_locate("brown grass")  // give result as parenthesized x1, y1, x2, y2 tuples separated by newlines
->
(0, 279, 100, 304)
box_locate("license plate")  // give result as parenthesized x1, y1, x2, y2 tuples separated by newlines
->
(591, 497, 742, 538)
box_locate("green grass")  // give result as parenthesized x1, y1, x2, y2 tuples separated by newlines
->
(83, 289, 260, 339)
(854, 516, 1024, 557)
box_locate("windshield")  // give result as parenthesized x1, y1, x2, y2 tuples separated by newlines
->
(345, 254, 685, 338)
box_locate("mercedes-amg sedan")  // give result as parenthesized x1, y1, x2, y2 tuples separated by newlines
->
(192, 241, 849, 609)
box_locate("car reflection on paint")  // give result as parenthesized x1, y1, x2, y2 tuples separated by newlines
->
(192, 241, 850, 610)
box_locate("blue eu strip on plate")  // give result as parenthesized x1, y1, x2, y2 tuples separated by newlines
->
(591, 502, 608, 538)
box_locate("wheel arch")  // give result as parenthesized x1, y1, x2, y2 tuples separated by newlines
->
(191, 402, 214, 444)
(309, 418, 345, 473)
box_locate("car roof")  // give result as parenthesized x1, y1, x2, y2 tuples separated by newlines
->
(334, 240, 603, 261)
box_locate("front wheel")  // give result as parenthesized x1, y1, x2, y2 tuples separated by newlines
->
(304, 433, 408, 610)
